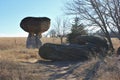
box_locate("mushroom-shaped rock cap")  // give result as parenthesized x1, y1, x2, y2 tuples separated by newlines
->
(20, 17, 51, 34)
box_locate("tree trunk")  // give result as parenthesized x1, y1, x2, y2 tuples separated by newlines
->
(105, 30, 114, 52)
(60, 36, 63, 44)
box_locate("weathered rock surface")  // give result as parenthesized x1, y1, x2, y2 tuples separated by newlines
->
(71, 35, 109, 50)
(20, 17, 51, 48)
(39, 43, 99, 61)
(39, 35, 109, 61)
(26, 35, 42, 48)
(20, 17, 50, 33)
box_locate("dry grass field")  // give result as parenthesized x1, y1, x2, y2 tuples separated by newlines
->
(0, 37, 66, 61)
(0, 37, 120, 80)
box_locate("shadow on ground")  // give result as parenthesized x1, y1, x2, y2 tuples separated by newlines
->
(36, 60, 82, 67)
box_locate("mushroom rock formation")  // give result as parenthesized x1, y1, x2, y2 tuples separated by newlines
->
(20, 17, 51, 48)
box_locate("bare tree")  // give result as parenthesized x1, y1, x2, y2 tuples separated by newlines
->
(105, 0, 120, 39)
(53, 17, 71, 44)
(49, 29, 56, 37)
(65, 0, 119, 51)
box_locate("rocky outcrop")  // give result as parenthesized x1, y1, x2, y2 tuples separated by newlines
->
(39, 43, 100, 61)
(71, 35, 109, 51)
(26, 35, 42, 48)
(39, 35, 109, 61)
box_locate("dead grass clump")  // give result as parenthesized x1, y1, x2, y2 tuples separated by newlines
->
(0, 37, 26, 50)
(111, 38, 120, 50)
(16, 49, 39, 61)
(0, 60, 20, 80)
(41, 37, 66, 44)
(0, 48, 39, 62)
(92, 56, 120, 80)
(95, 63, 120, 80)
(0, 60, 35, 80)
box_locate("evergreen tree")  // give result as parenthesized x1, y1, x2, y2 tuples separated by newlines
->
(67, 17, 88, 43)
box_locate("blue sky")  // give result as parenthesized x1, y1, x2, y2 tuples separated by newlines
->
(0, 0, 68, 37)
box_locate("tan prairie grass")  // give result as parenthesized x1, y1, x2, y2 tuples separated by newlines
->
(0, 37, 66, 61)
(0, 59, 38, 80)
(111, 38, 120, 50)
(0, 37, 26, 50)
(0, 37, 66, 49)
(41, 37, 67, 44)
(0, 37, 119, 61)
(0, 37, 120, 80)
(94, 56, 120, 80)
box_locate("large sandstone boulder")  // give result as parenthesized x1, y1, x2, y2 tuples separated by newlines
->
(71, 35, 109, 51)
(39, 43, 99, 61)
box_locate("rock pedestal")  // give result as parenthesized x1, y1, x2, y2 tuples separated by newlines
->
(26, 34, 42, 48)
